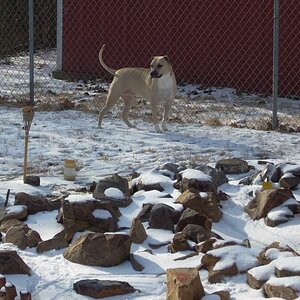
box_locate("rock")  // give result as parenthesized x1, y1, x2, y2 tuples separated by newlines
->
(247, 271, 266, 289)
(0, 219, 25, 232)
(64, 232, 131, 267)
(36, 237, 69, 253)
(135, 203, 153, 222)
(0, 250, 31, 274)
(175, 208, 212, 232)
(215, 158, 251, 174)
(61, 199, 118, 233)
(208, 263, 239, 283)
(194, 164, 228, 186)
(166, 268, 204, 300)
(211, 290, 231, 300)
(182, 224, 215, 243)
(275, 257, 300, 277)
(162, 163, 185, 178)
(128, 254, 144, 271)
(176, 189, 222, 222)
(258, 242, 299, 265)
(4, 225, 42, 250)
(14, 192, 60, 214)
(264, 278, 300, 300)
(245, 189, 295, 220)
(24, 175, 40, 186)
(149, 203, 181, 231)
(0, 206, 27, 224)
(129, 218, 147, 244)
(73, 279, 135, 299)
(169, 232, 191, 253)
(280, 172, 300, 189)
(134, 168, 173, 192)
(195, 238, 216, 253)
(93, 174, 132, 207)
(176, 169, 218, 194)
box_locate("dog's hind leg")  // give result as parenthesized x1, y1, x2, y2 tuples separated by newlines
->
(121, 94, 136, 128)
(98, 90, 120, 128)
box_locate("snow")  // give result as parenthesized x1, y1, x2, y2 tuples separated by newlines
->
(275, 257, 300, 272)
(104, 187, 125, 200)
(5, 205, 27, 215)
(0, 53, 300, 299)
(179, 169, 212, 182)
(92, 209, 112, 219)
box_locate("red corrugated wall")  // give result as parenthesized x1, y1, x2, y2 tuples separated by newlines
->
(61, 0, 300, 96)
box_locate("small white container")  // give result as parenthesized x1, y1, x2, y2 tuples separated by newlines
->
(64, 159, 76, 181)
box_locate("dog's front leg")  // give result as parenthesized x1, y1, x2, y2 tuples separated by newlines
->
(150, 99, 161, 133)
(162, 100, 173, 131)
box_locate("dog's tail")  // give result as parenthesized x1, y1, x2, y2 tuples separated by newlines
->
(99, 44, 116, 76)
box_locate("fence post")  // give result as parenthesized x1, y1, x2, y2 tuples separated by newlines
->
(29, 0, 34, 106)
(272, 0, 279, 130)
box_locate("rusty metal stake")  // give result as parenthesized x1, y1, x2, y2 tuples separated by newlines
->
(22, 105, 35, 182)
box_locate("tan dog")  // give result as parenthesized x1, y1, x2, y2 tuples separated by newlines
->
(98, 45, 176, 132)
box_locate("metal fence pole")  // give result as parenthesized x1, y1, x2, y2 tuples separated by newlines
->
(272, 0, 279, 130)
(29, 0, 34, 106)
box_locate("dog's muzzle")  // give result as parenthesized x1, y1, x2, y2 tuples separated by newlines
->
(150, 70, 162, 78)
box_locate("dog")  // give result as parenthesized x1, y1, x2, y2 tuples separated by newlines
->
(97, 44, 176, 132)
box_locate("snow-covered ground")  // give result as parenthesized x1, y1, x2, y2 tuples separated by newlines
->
(0, 50, 300, 299)
(0, 105, 299, 299)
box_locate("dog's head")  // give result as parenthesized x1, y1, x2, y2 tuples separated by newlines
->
(150, 56, 172, 78)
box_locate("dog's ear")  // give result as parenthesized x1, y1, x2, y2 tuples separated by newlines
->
(163, 55, 170, 64)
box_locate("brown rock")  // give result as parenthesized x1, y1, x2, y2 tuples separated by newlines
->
(258, 242, 299, 265)
(135, 203, 153, 222)
(280, 172, 300, 189)
(215, 158, 250, 174)
(245, 189, 295, 220)
(212, 290, 231, 300)
(182, 224, 215, 243)
(208, 263, 239, 283)
(73, 279, 135, 299)
(195, 238, 216, 253)
(64, 232, 131, 267)
(36, 237, 69, 253)
(0, 250, 31, 274)
(14, 192, 60, 214)
(129, 218, 147, 244)
(175, 208, 212, 233)
(247, 271, 266, 289)
(264, 280, 300, 300)
(149, 203, 181, 231)
(4, 225, 42, 250)
(0, 219, 25, 233)
(0, 206, 27, 224)
(176, 189, 222, 222)
(24, 175, 40, 186)
(169, 232, 191, 253)
(128, 253, 144, 271)
(166, 268, 204, 300)
(93, 174, 132, 207)
(275, 257, 300, 277)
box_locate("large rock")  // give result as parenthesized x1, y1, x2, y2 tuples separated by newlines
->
(169, 232, 191, 253)
(148, 203, 181, 231)
(0, 206, 27, 224)
(182, 224, 215, 244)
(73, 279, 135, 299)
(175, 208, 212, 232)
(0, 219, 25, 233)
(194, 164, 228, 186)
(166, 268, 204, 300)
(264, 278, 300, 300)
(14, 192, 61, 214)
(36, 237, 69, 253)
(4, 224, 42, 250)
(129, 218, 147, 244)
(93, 174, 132, 207)
(64, 232, 131, 267)
(280, 172, 300, 189)
(215, 158, 251, 174)
(0, 250, 31, 274)
(61, 198, 119, 233)
(176, 189, 222, 222)
(175, 169, 217, 194)
(245, 189, 295, 220)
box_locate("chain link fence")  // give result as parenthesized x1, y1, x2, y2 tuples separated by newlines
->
(0, 0, 299, 132)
